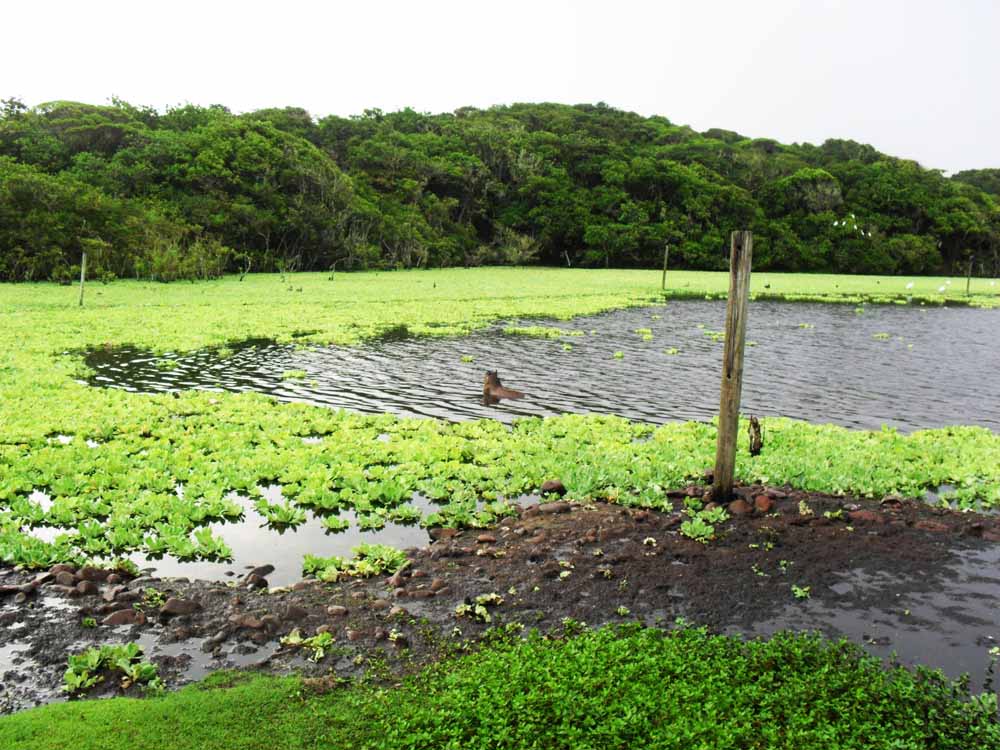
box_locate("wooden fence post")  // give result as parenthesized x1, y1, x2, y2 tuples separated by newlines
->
(712, 231, 753, 501)
(661, 243, 670, 291)
(79, 251, 87, 307)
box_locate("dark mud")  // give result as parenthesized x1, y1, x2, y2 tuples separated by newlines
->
(3, 486, 1000, 714)
(84, 302, 1000, 432)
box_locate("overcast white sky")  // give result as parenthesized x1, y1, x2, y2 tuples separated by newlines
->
(4, 0, 997, 172)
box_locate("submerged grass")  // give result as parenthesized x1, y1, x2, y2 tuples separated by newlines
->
(2, 626, 997, 750)
(1, 269, 1000, 569)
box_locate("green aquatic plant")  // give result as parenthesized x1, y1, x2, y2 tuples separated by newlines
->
(503, 326, 584, 339)
(612, 351, 624, 359)
(455, 592, 504, 623)
(280, 629, 336, 662)
(680, 505, 729, 544)
(281, 370, 307, 380)
(302, 543, 408, 582)
(460, 355, 475, 363)
(1, 270, 999, 574)
(62, 643, 162, 695)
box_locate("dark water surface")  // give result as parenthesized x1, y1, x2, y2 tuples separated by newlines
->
(85, 301, 1000, 432)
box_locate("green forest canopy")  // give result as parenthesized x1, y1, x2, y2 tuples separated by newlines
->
(1, 97, 997, 281)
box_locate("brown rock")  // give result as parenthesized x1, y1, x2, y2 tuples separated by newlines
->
(229, 614, 265, 630)
(389, 605, 408, 618)
(369, 598, 391, 611)
(102, 585, 125, 602)
(432, 586, 452, 597)
(409, 590, 435, 599)
(476, 533, 497, 544)
(393, 587, 407, 598)
(429, 578, 447, 592)
(316, 624, 331, 635)
(848, 510, 885, 525)
(540, 479, 567, 496)
(914, 520, 949, 533)
(115, 590, 142, 605)
(260, 614, 281, 632)
(102, 609, 146, 626)
(326, 605, 349, 617)
(346, 628, 363, 641)
(55, 571, 76, 587)
(409, 569, 427, 579)
(13, 591, 29, 605)
(429, 527, 459, 541)
(283, 604, 309, 621)
(161, 597, 202, 616)
(105, 573, 122, 585)
(538, 501, 571, 515)
(77, 566, 110, 582)
(983, 529, 1000, 542)
(75, 580, 100, 596)
(246, 564, 276, 580)
(49, 563, 75, 576)
(31, 572, 54, 587)
(753, 495, 774, 513)
(386, 571, 406, 588)
(244, 574, 268, 590)
(292, 581, 311, 591)
(728, 499, 752, 516)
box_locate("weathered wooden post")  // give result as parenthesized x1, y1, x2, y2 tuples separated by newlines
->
(712, 231, 753, 501)
(661, 243, 670, 291)
(78, 251, 87, 307)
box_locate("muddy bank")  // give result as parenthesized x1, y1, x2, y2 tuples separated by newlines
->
(3, 485, 1000, 714)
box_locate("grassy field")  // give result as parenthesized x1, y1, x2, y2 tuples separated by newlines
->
(2, 626, 998, 750)
(2, 268, 1000, 569)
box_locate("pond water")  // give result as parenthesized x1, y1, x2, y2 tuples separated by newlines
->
(84, 301, 1000, 432)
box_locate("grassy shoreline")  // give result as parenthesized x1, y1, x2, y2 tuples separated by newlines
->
(2, 626, 997, 750)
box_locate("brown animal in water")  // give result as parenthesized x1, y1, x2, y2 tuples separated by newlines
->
(482, 371, 526, 406)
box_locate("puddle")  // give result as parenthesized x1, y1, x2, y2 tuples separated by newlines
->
(731, 544, 1000, 681)
(83, 302, 1000, 432)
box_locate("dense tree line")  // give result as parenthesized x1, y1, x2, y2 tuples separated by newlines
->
(1, 97, 997, 281)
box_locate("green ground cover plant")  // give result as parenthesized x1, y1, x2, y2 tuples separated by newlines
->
(1, 270, 999, 570)
(3, 626, 997, 750)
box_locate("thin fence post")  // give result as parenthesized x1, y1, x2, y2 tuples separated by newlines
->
(661, 243, 670, 291)
(79, 251, 87, 307)
(712, 231, 753, 501)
